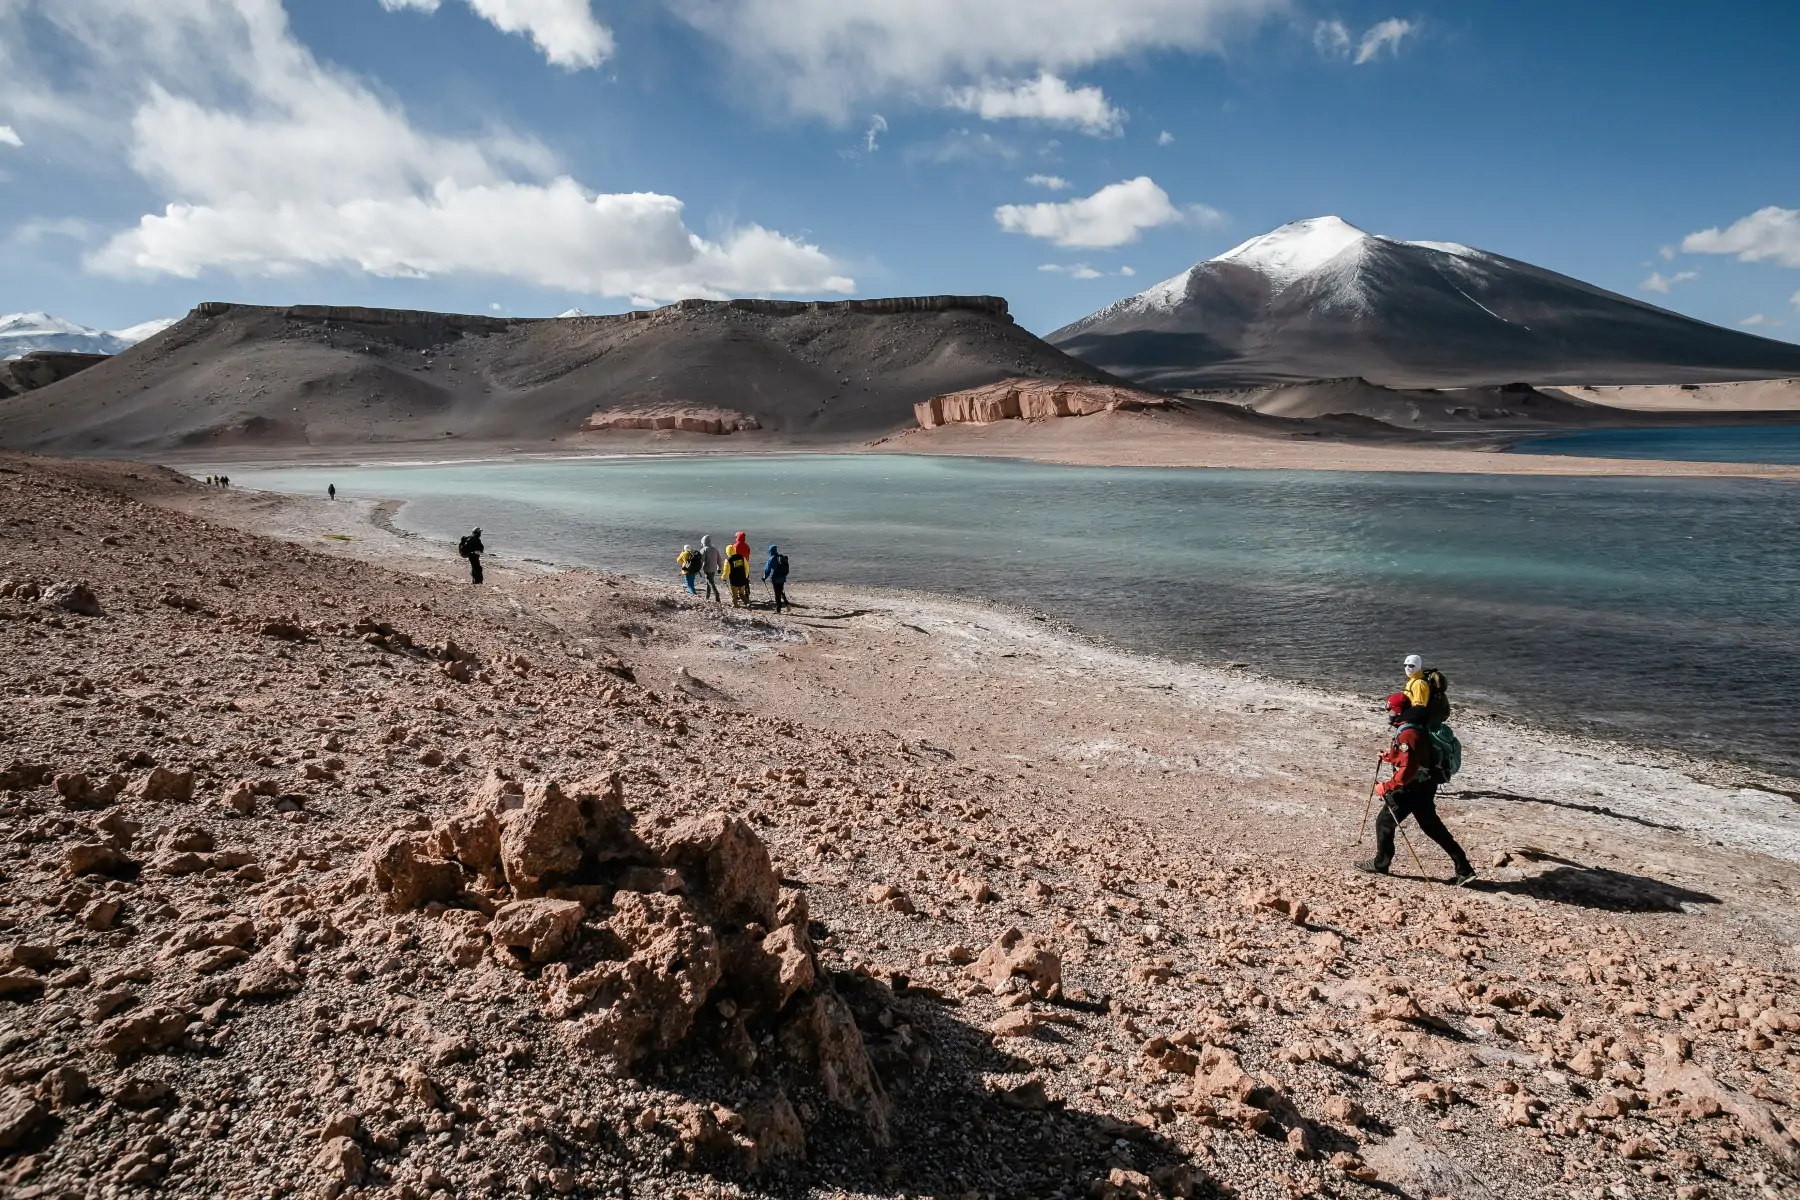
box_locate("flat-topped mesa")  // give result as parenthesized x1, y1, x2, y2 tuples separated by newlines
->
(915, 378, 1178, 428)
(189, 294, 1010, 330)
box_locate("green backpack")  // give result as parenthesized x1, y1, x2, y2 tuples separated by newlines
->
(1428, 724, 1463, 782)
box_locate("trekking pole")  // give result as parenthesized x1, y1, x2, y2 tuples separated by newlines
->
(1357, 755, 1384, 842)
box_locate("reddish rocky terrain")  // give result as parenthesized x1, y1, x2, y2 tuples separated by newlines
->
(2, 455, 1798, 1200)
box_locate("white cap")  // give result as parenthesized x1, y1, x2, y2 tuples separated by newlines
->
(1403, 654, 1423, 674)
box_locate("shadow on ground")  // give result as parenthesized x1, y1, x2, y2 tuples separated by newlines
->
(648, 969, 1226, 1198)
(1468, 855, 1719, 913)
(1448, 788, 1684, 833)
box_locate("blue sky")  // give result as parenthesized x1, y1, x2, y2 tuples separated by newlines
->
(0, 0, 1795, 340)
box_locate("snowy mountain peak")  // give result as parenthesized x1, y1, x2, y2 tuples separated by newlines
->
(0, 312, 99, 338)
(556, 307, 593, 318)
(1211, 216, 1374, 285)
(0, 311, 178, 359)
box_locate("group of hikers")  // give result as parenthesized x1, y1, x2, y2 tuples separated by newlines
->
(1361, 653, 1475, 886)
(677, 533, 791, 612)
(445, 517, 1466, 885)
(203, 474, 232, 487)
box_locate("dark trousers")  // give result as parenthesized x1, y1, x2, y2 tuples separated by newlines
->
(467, 554, 483, 585)
(770, 578, 787, 611)
(704, 572, 720, 601)
(1373, 782, 1471, 875)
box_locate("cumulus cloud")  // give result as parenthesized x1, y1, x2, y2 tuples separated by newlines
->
(667, 0, 1288, 120)
(3, 0, 848, 303)
(1313, 20, 1351, 57)
(380, 0, 614, 69)
(1119, 265, 1135, 276)
(1639, 270, 1698, 294)
(1682, 206, 1800, 269)
(1025, 173, 1070, 190)
(0, 125, 21, 147)
(1354, 18, 1416, 63)
(995, 175, 1214, 249)
(1157, 130, 1175, 146)
(946, 73, 1123, 135)
(1739, 314, 1781, 328)
(1315, 16, 1417, 64)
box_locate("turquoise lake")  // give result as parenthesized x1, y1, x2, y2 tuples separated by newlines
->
(1510, 425, 1800, 464)
(226, 455, 1800, 773)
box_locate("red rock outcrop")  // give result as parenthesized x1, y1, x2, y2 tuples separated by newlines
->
(914, 377, 1176, 427)
(584, 405, 762, 435)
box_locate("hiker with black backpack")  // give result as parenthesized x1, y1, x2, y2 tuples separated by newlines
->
(762, 544, 790, 613)
(1358, 691, 1475, 885)
(457, 527, 484, 585)
(677, 544, 703, 595)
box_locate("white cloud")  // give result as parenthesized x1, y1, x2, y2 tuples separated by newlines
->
(380, 0, 613, 68)
(1682, 207, 1800, 269)
(668, 0, 1289, 120)
(0, 125, 21, 147)
(3, 1, 848, 303)
(1315, 16, 1417, 64)
(1658, 244, 1676, 261)
(1792, 289, 1800, 311)
(1119, 265, 1135, 276)
(1739, 314, 1781, 328)
(1039, 262, 1104, 280)
(1354, 18, 1416, 63)
(1312, 20, 1350, 57)
(995, 175, 1214, 249)
(1157, 130, 1174, 146)
(1025, 173, 1070, 190)
(863, 113, 887, 152)
(946, 73, 1123, 135)
(95, 186, 852, 302)
(1639, 270, 1698, 294)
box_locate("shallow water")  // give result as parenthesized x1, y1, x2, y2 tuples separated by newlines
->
(1510, 425, 1800, 464)
(227, 455, 1800, 773)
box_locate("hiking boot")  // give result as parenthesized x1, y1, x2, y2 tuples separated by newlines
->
(1354, 859, 1389, 875)
(1450, 869, 1478, 887)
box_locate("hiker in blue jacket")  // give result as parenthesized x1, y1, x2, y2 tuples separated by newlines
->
(762, 544, 791, 613)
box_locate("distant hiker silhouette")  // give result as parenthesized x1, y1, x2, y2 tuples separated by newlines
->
(328, 483, 336, 500)
(457, 527, 485, 585)
(677, 544, 702, 595)
(724, 545, 750, 608)
(762, 544, 790, 613)
(700, 535, 722, 602)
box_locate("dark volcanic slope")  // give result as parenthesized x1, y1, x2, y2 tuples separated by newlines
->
(1051, 216, 1800, 390)
(0, 296, 1116, 453)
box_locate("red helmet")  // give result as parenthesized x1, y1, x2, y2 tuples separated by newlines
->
(1385, 692, 1406, 715)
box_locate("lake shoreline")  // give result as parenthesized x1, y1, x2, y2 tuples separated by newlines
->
(162, 471, 1800, 868)
(162, 415, 1800, 481)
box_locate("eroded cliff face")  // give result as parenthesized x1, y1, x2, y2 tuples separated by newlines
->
(914, 378, 1178, 427)
(582, 406, 762, 435)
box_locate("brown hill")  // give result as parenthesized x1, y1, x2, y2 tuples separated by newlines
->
(1190, 377, 1800, 433)
(0, 296, 1119, 454)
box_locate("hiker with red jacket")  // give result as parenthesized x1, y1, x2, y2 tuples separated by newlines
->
(1358, 692, 1475, 885)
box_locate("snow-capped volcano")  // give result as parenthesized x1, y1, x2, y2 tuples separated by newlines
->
(0, 312, 179, 359)
(1049, 216, 1800, 388)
